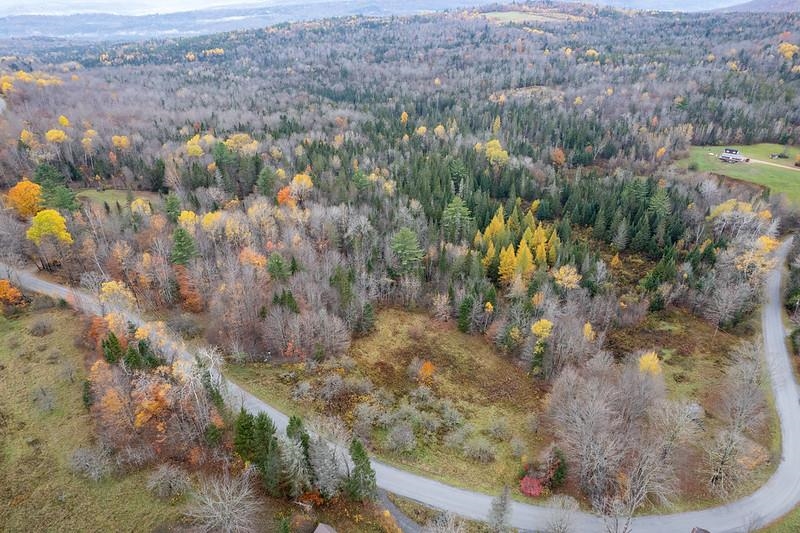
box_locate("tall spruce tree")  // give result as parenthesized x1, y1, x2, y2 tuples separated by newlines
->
(233, 408, 256, 461)
(346, 438, 376, 501)
(170, 227, 197, 265)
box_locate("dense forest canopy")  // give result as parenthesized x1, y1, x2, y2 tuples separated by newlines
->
(0, 2, 797, 529)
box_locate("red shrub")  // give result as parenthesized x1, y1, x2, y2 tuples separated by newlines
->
(520, 475, 544, 497)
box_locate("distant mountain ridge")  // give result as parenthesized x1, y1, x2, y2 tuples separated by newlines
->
(0, 0, 794, 42)
(718, 0, 800, 11)
(0, 0, 498, 41)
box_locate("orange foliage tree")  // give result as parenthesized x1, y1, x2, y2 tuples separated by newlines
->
(0, 280, 23, 305)
(174, 265, 204, 312)
(5, 179, 42, 219)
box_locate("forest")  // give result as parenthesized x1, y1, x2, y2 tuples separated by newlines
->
(1, 2, 799, 532)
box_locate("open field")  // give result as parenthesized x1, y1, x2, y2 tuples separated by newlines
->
(0, 305, 185, 531)
(76, 188, 160, 209)
(481, 10, 585, 24)
(677, 146, 800, 203)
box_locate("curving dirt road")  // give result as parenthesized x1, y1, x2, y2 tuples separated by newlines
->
(749, 158, 800, 173)
(1, 242, 797, 532)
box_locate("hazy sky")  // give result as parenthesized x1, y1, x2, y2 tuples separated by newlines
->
(2, 0, 287, 16)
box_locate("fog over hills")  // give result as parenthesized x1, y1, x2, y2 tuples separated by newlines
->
(0, 0, 795, 41)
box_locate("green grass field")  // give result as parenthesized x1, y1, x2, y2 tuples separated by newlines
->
(679, 145, 800, 204)
(76, 188, 160, 209)
(0, 305, 185, 531)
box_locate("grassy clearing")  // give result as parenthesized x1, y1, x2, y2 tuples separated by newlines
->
(227, 308, 543, 497)
(677, 146, 800, 203)
(482, 10, 584, 24)
(76, 188, 160, 209)
(0, 306, 184, 531)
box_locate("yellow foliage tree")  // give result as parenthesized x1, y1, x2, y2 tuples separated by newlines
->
(484, 139, 509, 167)
(483, 206, 506, 242)
(201, 211, 223, 232)
(45, 129, 67, 143)
(19, 129, 38, 148)
(434, 124, 446, 139)
(610, 253, 622, 269)
(492, 115, 501, 135)
(224, 133, 258, 154)
(516, 240, 535, 280)
(531, 318, 554, 339)
(112, 135, 130, 150)
(99, 280, 136, 311)
(553, 265, 581, 290)
(547, 231, 561, 265)
(26, 209, 73, 245)
(58, 115, 70, 127)
(400, 111, 408, 125)
(778, 42, 799, 60)
(178, 210, 199, 230)
(6, 179, 42, 219)
(638, 351, 662, 375)
(498, 244, 517, 285)
(535, 242, 547, 265)
(583, 322, 596, 342)
(482, 240, 497, 270)
(186, 134, 203, 157)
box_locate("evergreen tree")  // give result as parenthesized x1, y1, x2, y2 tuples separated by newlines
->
(234, 408, 256, 461)
(101, 331, 123, 363)
(391, 227, 424, 275)
(279, 437, 311, 499)
(592, 207, 608, 240)
(631, 215, 651, 253)
(358, 302, 376, 335)
(309, 436, 342, 500)
(346, 438, 377, 502)
(33, 163, 78, 211)
(253, 413, 282, 496)
(164, 193, 180, 223)
(286, 415, 310, 461)
(170, 227, 197, 265)
(442, 196, 473, 243)
(458, 295, 473, 333)
(123, 344, 143, 369)
(257, 166, 276, 196)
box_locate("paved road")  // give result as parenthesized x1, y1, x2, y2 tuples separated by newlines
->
(1, 242, 797, 532)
